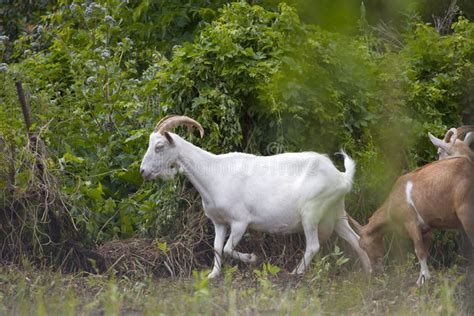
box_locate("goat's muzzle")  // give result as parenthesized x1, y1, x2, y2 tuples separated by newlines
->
(140, 168, 153, 181)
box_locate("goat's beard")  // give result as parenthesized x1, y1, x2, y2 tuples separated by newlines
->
(157, 166, 178, 180)
(142, 168, 177, 181)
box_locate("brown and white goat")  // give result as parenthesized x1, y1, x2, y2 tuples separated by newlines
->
(350, 131, 474, 287)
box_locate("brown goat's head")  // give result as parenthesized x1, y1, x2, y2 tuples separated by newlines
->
(429, 128, 474, 160)
(429, 126, 474, 160)
(349, 216, 384, 272)
(359, 231, 384, 272)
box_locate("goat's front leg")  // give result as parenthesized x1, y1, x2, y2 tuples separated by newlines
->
(208, 223, 227, 279)
(292, 221, 320, 274)
(334, 216, 372, 274)
(405, 222, 431, 287)
(223, 222, 257, 264)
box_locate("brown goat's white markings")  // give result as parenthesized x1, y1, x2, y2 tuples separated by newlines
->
(405, 181, 428, 230)
(418, 257, 431, 286)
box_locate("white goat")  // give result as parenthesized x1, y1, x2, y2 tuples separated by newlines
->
(140, 115, 371, 278)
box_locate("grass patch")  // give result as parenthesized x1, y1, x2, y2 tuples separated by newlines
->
(0, 258, 472, 315)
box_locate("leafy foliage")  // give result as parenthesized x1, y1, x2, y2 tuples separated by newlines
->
(0, 0, 472, 263)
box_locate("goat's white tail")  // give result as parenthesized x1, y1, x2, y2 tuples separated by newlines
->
(338, 149, 356, 190)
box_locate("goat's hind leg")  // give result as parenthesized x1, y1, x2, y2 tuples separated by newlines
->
(457, 204, 474, 259)
(335, 214, 372, 274)
(223, 222, 257, 264)
(457, 204, 474, 305)
(405, 221, 431, 287)
(292, 219, 320, 275)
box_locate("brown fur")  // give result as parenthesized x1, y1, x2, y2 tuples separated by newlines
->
(443, 137, 474, 159)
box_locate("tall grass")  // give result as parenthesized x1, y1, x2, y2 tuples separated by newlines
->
(0, 256, 471, 315)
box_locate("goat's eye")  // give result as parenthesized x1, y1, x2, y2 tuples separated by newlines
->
(155, 144, 164, 153)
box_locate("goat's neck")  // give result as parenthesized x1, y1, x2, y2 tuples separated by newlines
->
(174, 135, 217, 204)
(365, 203, 389, 238)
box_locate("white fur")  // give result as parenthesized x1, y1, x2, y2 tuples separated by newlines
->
(405, 181, 428, 229)
(140, 132, 371, 278)
(416, 257, 431, 287)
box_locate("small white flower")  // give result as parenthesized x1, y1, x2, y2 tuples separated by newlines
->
(84, 7, 93, 17)
(0, 63, 8, 72)
(124, 37, 134, 46)
(104, 15, 115, 24)
(86, 60, 97, 68)
(86, 76, 97, 85)
(101, 49, 111, 59)
(90, 3, 106, 14)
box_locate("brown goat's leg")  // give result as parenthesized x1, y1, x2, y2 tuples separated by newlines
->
(422, 230, 433, 254)
(405, 222, 431, 287)
(457, 205, 474, 259)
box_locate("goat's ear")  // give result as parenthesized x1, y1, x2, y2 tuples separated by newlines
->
(347, 215, 363, 235)
(428, 132, 450, 152)
(164, 132, 174, 145)
(464, 132, 474, 148)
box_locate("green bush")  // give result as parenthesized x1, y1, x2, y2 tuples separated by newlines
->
(0, 1, 472, 259)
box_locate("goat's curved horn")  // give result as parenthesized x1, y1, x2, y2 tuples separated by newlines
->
(154, 115, 204, 138)
(442, 128, 458, 144)
(155, 115, 179, 132)
(347, 214, 363, 235)
(429, 132, 451, 152)
(456, 125, 474, 141)
(464, 132, 474, 147)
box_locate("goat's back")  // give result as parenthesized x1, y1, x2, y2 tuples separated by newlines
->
(393, 157, 474, 229)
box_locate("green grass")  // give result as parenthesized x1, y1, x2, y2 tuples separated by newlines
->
(0, 257, 472, 316)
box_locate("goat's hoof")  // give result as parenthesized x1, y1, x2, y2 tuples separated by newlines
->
(290, 267, 304, 275)
(416, 278, 423, 288)
(416, 274, 430, 287)
(208, 270, 221, 279)
(248, 253, 258, 264)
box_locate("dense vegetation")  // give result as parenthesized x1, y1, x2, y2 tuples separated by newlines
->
(0, 0, 473, 314)
(0, 0, 473, 290)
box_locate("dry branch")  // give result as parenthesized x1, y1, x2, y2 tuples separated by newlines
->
(0, 81, 106, 273)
